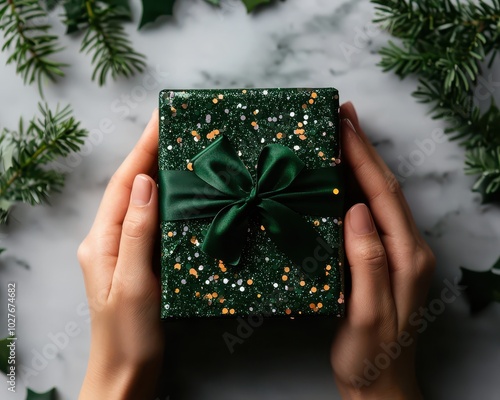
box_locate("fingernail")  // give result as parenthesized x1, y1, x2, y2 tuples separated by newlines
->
(131, 174, 152, 206)
(343, 118, 357, 135)
(349, 204, 374, 235)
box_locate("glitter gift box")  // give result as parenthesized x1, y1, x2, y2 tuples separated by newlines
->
(159, 88, 345, 319)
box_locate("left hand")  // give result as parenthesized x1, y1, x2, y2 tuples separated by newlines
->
(77, 110, 163, 399)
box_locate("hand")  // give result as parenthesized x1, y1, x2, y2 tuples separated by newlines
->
(331, 103, 435, 399)
(77, 110, 163, 400)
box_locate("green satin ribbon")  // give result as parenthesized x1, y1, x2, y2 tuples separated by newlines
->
(159, 135, 343, 277)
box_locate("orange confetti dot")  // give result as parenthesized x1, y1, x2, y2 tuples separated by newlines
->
(229, 308, 235, 315)
(284, 266, 290, 273)
(189, 268, 198, 278)
(309, 99, 315, 104)
(167, 231, 174, 237)
(218, 94, 224, 100)
(212, 98, 218, 104)
(326, 264, 332, 271)
(318, 151, 324, 157)
(251, 121, 257, 127)
(247, 279, 253, 285)
(190, 236, 197, 244)
(260, 225, 266, 231)
(309, 303, 316, 309)
(299, 280, 306, 287)
(314, 220, 320, 226)
(177, 137, 183, 143)
(222, 308, 228, 314)
(311, 286, 317, 293)
(302, 104, 308, 109)
(333, 188, 340, 195)
(285, 308, 292, 315)
(242, 89, 247, 94)
(187, 163, 193, 171)
(174, 288, 180, 293)
(191, 130, 198, 136)
(257, 293, 262, 298)
(276, 132, 284, 139)
(299, 135, 307, 140)
(182, 103, 188, 109)
(174, 263, 181, 270)
(212, 292, 218, 298)
(311, 92, 318, 99)
(282, 275, 288, 282)
(298, 122, 304, 128)
(324, 284, 330, 291)
(317, 302, 323, 309)
(195, 292, 200, 297)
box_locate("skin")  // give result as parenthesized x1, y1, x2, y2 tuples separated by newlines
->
(78, 103, 435, 399)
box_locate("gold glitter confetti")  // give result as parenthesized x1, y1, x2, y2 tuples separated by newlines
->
(324, 284, 330, 291)
(299, 280, 306, 287)
(174, 263, 181, 270)
(317, 302, 323, 309)
(326, 264, 332, 271)
(284, 266, 290, 273)
(204, 293, 213, 300)
(195, 292, 200, 298)
(218, 262, 227, 272)
(311, 286, 317, 293)
(174, 288, 180, 293)
(257, 293, 262, 298)
(167, 231, 174, 237)
(311, 92, 318, 99)
(191, 130, 198, 136)
(212, 98, 218, 104)
(314, 220, 320, 226)
(170, 107, 177, 113)
(242, 89, 247, 94)
(189, 268, 198, 278)
(282, 275, 288, 281)
(212, 292, 218, 298)
(222, 308, 228, 314)
(309, 99, 315, 104)
(333, 188, 340, 195)
(229, 308, 235, 315)
(247, 279, 253, 285)
(294, 128, 305, 135)
(260, 225, 265, 231)
(187, 163, 193, 171)
(276, 132, 284, 139)
(219, 297, 225, 304)
(298, 122, 303, 128)
(251, 121, 258, 127)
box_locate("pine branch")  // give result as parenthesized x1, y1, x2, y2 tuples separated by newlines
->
(64, 0, 146, 86)
(0, 103, 88, 223)
(0, 0, 67, 95)
(372, 0, 500, 201)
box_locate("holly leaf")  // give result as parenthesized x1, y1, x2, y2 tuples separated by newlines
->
(241, 0, 272, 13)
(205, 0, 221, 5)
(460, 257, 500, 314)
(0, 337, 9, 374)
(139, 0, 176, 29)
(26, 388, 57, 400)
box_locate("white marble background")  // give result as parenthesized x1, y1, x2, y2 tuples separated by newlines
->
(1, 0, 500, 399)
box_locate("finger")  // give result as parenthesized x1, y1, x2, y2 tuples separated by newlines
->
(113, 174, 158, 291)
(342, 118, 419, 252)
(90, 110, 159, 253)
(344, 204, 394, 327)
(340, 102, 421, 240)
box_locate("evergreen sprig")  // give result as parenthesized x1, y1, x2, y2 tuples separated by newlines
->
(64, 0, 146, 86)
(0, 103, 88, 224)
(0, 0, 67, 95)
(372, 0, 500, 202)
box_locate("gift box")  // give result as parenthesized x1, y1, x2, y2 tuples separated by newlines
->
(159, 88, 345, 319)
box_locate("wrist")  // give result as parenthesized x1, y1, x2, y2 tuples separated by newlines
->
(79, 357, 161, 400)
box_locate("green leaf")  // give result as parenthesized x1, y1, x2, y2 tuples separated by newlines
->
(460, 258, 500, 314)
(241, 0, 272, 13)
(0, 337, 10, 374)
(139, 0, 176, 29)
(26, 387, 57, 400)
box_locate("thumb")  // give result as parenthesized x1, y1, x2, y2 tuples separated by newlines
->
(344, 203, 393, 325)
(115, 174, 158, 283)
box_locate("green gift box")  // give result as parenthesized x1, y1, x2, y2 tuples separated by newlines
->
(159, 88, 345, 319)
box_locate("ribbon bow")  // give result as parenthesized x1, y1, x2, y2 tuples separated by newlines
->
(159, 135, 343, 277)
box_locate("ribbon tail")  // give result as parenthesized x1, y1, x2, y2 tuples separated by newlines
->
(201, 201, 251, 266)
(258, 199, 337, 279)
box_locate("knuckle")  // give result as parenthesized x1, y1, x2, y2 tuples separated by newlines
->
(122, 214, 148, 239)
(77, 239, 92, 268)
(359, 243, 387, 270)
(414, 243, 436, 277)
(384, 171, 402, 195)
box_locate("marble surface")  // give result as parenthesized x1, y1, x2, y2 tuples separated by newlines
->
(1, 0, 500, 399)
